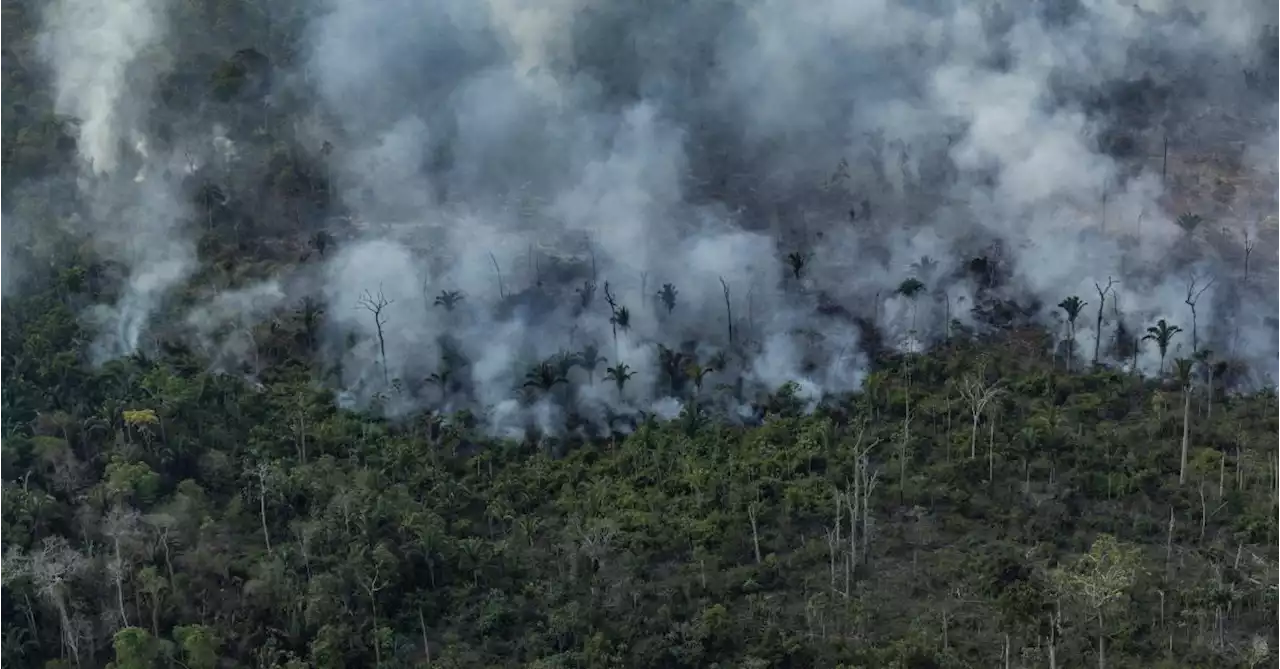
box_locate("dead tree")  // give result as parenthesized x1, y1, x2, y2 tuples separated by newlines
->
(358, 287, 393, 385)
(1093, 277, 1116, 366)
(1243, 231, 1256, 284)
(957, 367, 1003, 459)
(488, 252, 506, 300)
(719, 277, 734, 347)
(1184, 275, 1214, 354)
(104, 507, 141, 628)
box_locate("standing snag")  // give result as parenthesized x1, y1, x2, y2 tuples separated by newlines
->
(358, 287, 393, 385)
(957, 363, 1003, 459)
(719, 277, 734, 346)
(1093, 278, 1115, 366)
(1183, 275, 1213, 354)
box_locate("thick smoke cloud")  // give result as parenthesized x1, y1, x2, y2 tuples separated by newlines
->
(28, 0, 1279, 435)
(36, 0, 204, 364)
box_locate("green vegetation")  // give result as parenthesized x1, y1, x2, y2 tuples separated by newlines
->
(2, 0, 1276, 666)
(3, 264, 1277, 668)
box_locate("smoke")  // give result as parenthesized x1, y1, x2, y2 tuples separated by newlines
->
(298, 0, 1277, 427)
(38, 0, 168, 176)
(24, 0, 1278, 434)
(37, 0, 202, 363)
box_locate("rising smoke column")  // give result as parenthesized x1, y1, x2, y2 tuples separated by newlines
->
(278, 0, 1278, 428)
(38, 0, 202, 362)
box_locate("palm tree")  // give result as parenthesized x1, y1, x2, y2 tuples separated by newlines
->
(786, 251, 809, 281)
(426, 368, 456, 395)
(708, 350, 729, 373)
(657, 345, 688, 396)
(609, 306, 632, 357)
(910, 255, 939, 282)
(1057, 296, 1087, 372)
(603, 283, 630, 355)
(604, 362, 634, 395)
(577, 344, 607, 385)
(611, 306, 631, 334)
(685, 361, 713, 395)
(1176, 213, 1202, 234)
(576, 280, 597, 311)
(552, 350, 577, 379)
(897, 278, 927, 336)
(657, 283, 678, 314)
(1173, 357, 1194, 485)
(1143, 319, 1183, 374)
(523, 362, 567, 395)
(434, 290, 464, 311)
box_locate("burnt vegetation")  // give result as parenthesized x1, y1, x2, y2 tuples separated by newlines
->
(2, 0, 1278, 667)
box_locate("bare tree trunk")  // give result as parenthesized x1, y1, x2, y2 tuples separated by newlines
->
(719, 277, 734, 347)
(1048, 605, 1060, 669)
(258, 467, 272, 553)
(1094, 278, 1114, 366)
(747, 501, 762, 564)
(113, 537, 129, 627)
(849, 478, 859, 586)
(970, 413, 980, 459)
(1098, 610, 1106, 669)
(419, 607, 431, 666)
(1180, 386, 1191, 484)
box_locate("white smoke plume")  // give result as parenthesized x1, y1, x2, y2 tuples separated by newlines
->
(21, 0, 1278, 436)
(37, 0, 202, 364)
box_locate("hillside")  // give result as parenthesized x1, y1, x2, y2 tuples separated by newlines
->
(3, 274, 1279, 667)
(3, 0, 1280, 667)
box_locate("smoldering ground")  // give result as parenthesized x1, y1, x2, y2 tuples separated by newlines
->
(20, 0, 1280, 436)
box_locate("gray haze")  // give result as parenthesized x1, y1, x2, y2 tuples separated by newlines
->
(23, 0, 1280, 434)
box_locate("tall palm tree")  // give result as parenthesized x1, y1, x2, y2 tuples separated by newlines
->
(611, 306, 631, 335)
(685, 361, 713, 395)
(1143, 319, 1183, 374)
(426, 368, 458, 395)
(604, 362, 634, 395)
(897, 278, 927, 337)
(552, 350, 578, 380)
(434, 290, 464, 311)
(577, 344, 607, 385)
(523, 362, 567, 395)
(1057, 296, 1087, 372)
(657, 345, 688, 396)
(910, 255, 939, 283)
(707, 350, 729, 374)
(605, 306, 629, 356)
(657, 283, 678, 314)
(786, 251, 809, 281)
(576, 280, 596, 310)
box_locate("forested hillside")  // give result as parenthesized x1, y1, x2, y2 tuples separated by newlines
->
(4, 273, 1279, 668)
(2, 0, 1278, 666)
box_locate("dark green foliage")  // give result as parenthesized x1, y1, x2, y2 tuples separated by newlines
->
(1, 1, 1276, 665)
(2, 272, 1276, 669)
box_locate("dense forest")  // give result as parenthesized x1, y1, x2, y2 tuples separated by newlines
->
(2, 0, 1279, 667)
